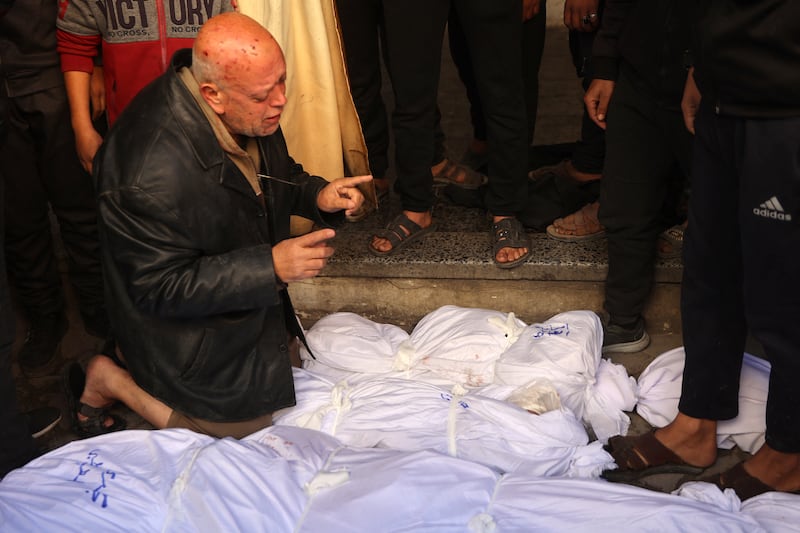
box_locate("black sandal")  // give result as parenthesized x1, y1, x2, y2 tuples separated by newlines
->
(369, 212, 435, 257)
(491, 217, 531, 269)
(64, 362, 127, 439)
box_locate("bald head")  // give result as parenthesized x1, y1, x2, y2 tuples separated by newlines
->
(192, 12, 287, 138)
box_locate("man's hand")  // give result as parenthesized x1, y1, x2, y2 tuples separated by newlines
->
(584, 78, 615, 130)
(523, 0, 541, 21)
(681, 67, 701, 135)
(272, 228, 336, 282)
(75, 125, 104, 173)
(564, 0, 600, 32)
(317, 174, 372, 216)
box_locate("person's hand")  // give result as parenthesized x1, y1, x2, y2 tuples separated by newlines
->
(681, 67, 701, 135)
(564, 0, 600, 32)
(317, 174, 372, 216)
(523, 0, 541, 21)
(90, 65, 106, 121)
(584, 78, 615, 130)
(74, 125, 103, 173)
(272, 228, 336, 282)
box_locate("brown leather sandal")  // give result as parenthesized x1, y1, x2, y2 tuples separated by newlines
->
(432, 159, 487, 189)
(698, 462, 800, 501)
(546, 201, 606, 242)
(602, 430, 708, 482)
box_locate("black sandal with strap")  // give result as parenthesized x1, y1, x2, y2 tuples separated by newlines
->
(369, 212, 435, 257)
(491, 217, 531, 269)
(64, 362, 127, 439)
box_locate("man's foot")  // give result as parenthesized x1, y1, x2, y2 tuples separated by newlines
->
(602, 316, 651, 354)
(369, 210, 433, 255)
(65, 357, 127, 438)
(657, 220, 688, 259)
(431, 158, 487, 189)
(732, 445, 800, 496)
(18, 313, 68, 377)
(492, 216, 531, 269)
(546, 201, 606, 242)
(604, 414, 718, 480)
(25, 406, 62, 439)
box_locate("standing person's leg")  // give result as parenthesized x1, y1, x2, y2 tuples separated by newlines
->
(0, 155, 36, 478)
(568, 29, 604, 177)
(521, 4, 546, 146)
(32, 86, 108, 338)
(1, 92, 67, 374)
(335, 0, 390, 193)
(451, 3, 546, 168)
(455, 0, 530, 268)
(369, 0, 448, 255)
(599, 69, 691, 352)
(726, 115, 800, 495)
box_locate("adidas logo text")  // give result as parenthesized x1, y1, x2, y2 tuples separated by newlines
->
(754, 196, 792, 221)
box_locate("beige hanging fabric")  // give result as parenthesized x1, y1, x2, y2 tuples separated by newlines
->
(238, 0, 376, 233)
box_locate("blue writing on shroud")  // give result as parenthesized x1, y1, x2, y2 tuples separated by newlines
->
(71, 449, 117, 509)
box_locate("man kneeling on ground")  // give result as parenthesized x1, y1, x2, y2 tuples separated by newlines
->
(68, 12, 371, 439)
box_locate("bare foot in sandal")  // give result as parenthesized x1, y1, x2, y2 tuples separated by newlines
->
(370, 210, 433, 255)
(78, 355, 130, 429)
(492, 216, 531, 269)
(657, 220, 687, 258)
(431, 158, 487, 189)
(546, 201, 605, 242)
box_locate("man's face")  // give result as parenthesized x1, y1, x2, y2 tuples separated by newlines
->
(217, 45, 287, 138)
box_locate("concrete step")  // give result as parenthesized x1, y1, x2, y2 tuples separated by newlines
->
(290, 199, 684, 342)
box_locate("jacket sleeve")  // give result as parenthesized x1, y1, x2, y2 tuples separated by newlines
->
(591, 0, 636, 81)
(98, 186, 284, 319)
(286, 158, 346, 228)
(56, 0, 101, 73)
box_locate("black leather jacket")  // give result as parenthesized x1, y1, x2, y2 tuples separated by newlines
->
(95, 49, 343, 421)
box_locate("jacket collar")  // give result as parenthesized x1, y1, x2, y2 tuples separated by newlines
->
(165, 49, 262, 201)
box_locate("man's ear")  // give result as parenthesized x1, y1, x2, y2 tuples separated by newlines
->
(199, 83, 225, 114)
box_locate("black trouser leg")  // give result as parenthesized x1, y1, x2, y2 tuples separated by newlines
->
(453, 0, 528, 217)
(335, 0, 390, 180)
(568, 28, 605, 174)
(0, 173, 36, 479)
(599, 69, 692, 326)
(382, 0, 449, 212)
(680, 106, 800, 452)
(1, 87, 103, 319)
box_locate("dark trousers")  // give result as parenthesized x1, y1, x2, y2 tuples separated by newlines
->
(599, 67, 692, 325)
(679, 104, 800, 453)
(568, 27, 605, 174)
(448, 2, 546, 146)
(0, 85, 104, 320)
(446, 0, 529, 216)
(0, 175, 35, 479)
(335, 0, 449, 212)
